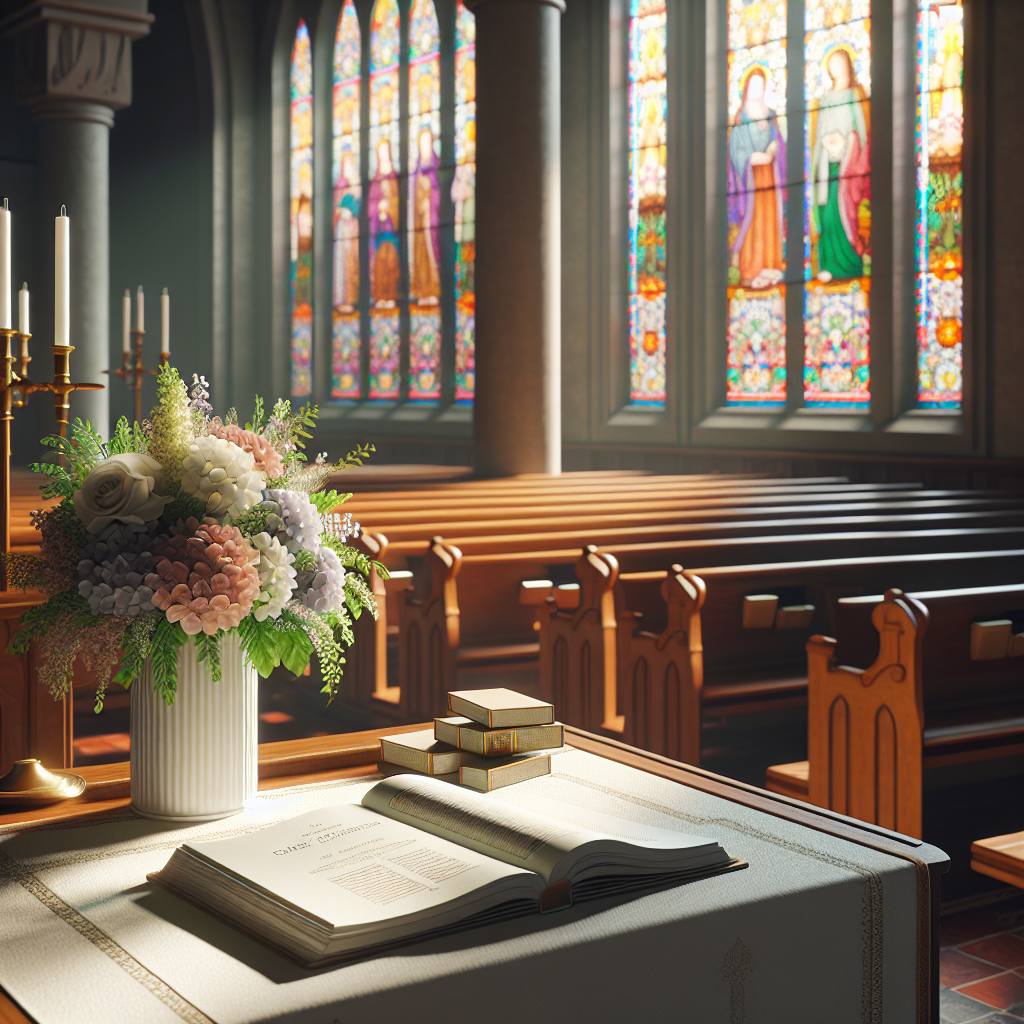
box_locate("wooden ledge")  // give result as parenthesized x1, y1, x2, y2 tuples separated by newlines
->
(971, 831, 1024, 890)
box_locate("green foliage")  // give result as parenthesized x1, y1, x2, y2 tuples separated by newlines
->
(237, 615, 281, 678)
(0, 552, 47, 591)
(277, 624, 314, 676)
(114, 614, 159, 689)
(195, 632, 222, 683)
(162, 491, 206, 526)
(231, 503, 274, 538)
(343, 571, 377, 622)
(320, 537, 374, 578)
(225, 407, 238, 426)
(133, 420, 148, 453)
(292, 549, 316, 572)
(337, 442, 375, 469)
(108, 416, 137, 456)
(245, 395, 265, 435)
(8, 590, 90, 654)
(306, 489, 350, 514)
(148, 365, 193, 491)
(28, 457, 77, 500)
(149, 617, 189, 704)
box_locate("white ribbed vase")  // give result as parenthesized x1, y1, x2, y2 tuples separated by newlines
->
(130, 635, 258, 822)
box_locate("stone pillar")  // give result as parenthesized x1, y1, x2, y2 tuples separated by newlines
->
(1, 2, 152, 437)
(466, 0, 563, 477)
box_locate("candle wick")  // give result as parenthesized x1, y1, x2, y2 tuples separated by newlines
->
(3, 198, 7, 211)
(60, 204, 66, 216)
(162, 288, 168, 296)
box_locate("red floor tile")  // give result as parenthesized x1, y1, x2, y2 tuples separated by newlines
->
(259, 711, 295, 724)
(957, 970, 1024, 1012)
(72, 733, 131, 757)
(941, 950, 1001, 989)
(959, 934, 1024, 971)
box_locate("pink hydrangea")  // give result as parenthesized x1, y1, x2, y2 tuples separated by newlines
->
(208, 422, 285, 480)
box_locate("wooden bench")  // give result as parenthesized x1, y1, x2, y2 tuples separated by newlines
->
(766, 584, 1024, 838)
(537, 547, 1024, 764)
(971, 832, 1024, 889)
(386, 526, 1024, 723)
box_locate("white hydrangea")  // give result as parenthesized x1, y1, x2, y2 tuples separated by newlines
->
(265, 488, 323, 551)
(251, 532, 297, 622)
(299, 543, 346, 614)
(180, 435, 265, 521)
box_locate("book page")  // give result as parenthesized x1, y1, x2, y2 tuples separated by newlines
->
(175, 803, 541, 934)
(362, 775, 727, 885)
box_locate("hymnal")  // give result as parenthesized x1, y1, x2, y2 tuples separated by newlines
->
(151, 774, 742, 968)
(459, 752, 551, 791)
(435, 716, 564, 756)
(379, 730, 461, 775)
(447, 688, 554, 728)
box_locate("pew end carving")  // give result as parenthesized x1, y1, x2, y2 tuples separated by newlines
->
(398, 536, 462, 720)
(806, 589, 929, 838)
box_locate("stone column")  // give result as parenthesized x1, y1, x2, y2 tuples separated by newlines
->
(2, 2, 152, 437)
(466, 0, 563, 477)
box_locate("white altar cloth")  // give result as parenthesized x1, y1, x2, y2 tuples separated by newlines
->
(0, 749, 921, 1024)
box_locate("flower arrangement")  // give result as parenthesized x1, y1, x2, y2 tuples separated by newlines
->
(4, 368, 384, 712)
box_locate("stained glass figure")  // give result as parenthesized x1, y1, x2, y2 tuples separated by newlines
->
(627, 0, 667, 406)
(332, 2, 362, 401)
(453, 1, 476, 403)
(803, 0, 872, 410)
(369, 0, 401, 400)
(407, 0, 442, 401)
(915, 0, 963, 409)
(290, 21, 313, 398)
(726, 0, 788, 408)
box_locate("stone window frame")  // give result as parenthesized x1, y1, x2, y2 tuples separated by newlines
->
(582, 0, 987, 458)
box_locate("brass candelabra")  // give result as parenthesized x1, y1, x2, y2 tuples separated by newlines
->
(1, 327, 104, 589)
(107, 329, 169, 425)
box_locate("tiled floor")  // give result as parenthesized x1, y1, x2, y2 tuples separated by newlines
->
(941, 895, 1024, 1023)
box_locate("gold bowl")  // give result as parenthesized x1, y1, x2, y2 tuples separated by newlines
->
(0, 759, 86, 807)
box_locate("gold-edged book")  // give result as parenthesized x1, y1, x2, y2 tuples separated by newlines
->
(459, 752, 551, 791)
(379, 730, 461, 775)
(447, 688, 554, 728)
(435, 716, 563, 756)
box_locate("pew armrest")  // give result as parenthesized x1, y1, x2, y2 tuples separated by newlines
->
(765, 761, 810, 799)
(971, 831, 1024, 890)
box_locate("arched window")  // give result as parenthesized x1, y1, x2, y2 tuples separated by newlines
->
(915, 0, 963, 410)
(453, 1, 476, 403)
(332, 1, 362, 401)
(407, 0, 442, 401)
(290, 20, 313, 398)
(369, 0, 401, 400)
(627, 0, 667, 407)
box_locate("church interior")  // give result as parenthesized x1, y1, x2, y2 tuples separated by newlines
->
(0, 0, 1022, 1021)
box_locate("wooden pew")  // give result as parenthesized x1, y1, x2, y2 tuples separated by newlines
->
(389, 526, 1024, 721)
(537, 547, 1024, 762)
(767, 585, 1024, 838)
(971, 832, 1024, 889)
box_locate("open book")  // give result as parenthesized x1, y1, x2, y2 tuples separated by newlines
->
(151, 774, 742, 968)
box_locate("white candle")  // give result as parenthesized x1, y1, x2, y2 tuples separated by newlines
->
(19, 283, 29, 335)
(122, 289, 131, 354)
(161, 288, 169, 355)
(55, 207, 69, 345)
(136, 285, 144, 332)
(0, 199, 10, 331)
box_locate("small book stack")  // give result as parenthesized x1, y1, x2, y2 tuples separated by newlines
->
(378, 688, 562, 792)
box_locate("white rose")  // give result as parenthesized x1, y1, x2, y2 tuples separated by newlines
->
(73, 453, 172, 534)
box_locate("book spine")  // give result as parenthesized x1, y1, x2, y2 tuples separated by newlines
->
(433, 719, 460, 746)
(380, 741, 428, 774)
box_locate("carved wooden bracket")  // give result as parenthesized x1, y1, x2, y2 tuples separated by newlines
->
(655, 564, 705, 653)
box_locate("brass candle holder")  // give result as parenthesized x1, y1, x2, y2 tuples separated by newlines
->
(107, 328, 169, 425)
(0, 327, 104, 589)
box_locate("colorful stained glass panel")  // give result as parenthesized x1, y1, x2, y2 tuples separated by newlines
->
(453, 1, 476, 403)
(915, 0, 963, 409)
(290, 21, 313, 398)
(369, 0, 401, 400)
(628, 0, 667, 406)
(332, 2, 362, 400)
(803, 0, 872, 409)
(725, 0, 788, 408)
(407, 0, 442, 401)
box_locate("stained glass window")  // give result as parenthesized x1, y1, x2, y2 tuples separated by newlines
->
(332, 2, 362, 401)
(407, 0, 442, 401)
(290, 21, 313, 398)
(627, 0, 667, 406)
(915, 0, 963, 409)
(803, 0, 871, 410)
(453, 1, 476, 403)
(726, 0, 788, 408)
(369, 0, 401, 400)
